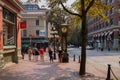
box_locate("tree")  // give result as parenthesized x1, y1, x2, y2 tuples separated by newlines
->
(29, 0, 111, 76)
(47, 0, 111, 76)
(27, 0, 41, 3)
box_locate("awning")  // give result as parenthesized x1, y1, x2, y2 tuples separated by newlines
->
(101, 32, 104, 36)
(109, 31, 113, 35)
(105, 31, 110, 36)
(98, 33, 101, 37)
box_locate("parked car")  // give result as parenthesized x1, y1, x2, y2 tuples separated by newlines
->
(86, 45, 94, 50)
(67, 44, 75, 48)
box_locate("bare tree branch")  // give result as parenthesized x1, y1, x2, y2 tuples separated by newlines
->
(85, 0, 95, 13)
(60, 1, 82, 18)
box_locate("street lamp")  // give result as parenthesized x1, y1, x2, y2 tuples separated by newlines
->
(29, 34, 34, 46)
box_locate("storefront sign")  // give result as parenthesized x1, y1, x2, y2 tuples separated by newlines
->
(39, 30, 46, 36)
(20, 21, 27, 29)
(29, 34, 34, 37)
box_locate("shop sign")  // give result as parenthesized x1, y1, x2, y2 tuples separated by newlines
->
(39, 30, 46, 36)
(20, 21, 27, 29)
(29, 34, 34, 37)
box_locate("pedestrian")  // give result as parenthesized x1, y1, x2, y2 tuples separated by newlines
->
(21, 47, 25, 59)
(57, 47, 63, 62)
(48, 47, 54, 63)
(39, 47, 44, 62)
(34, 48, 39, 61)
(32, 47, 36, 61)
(27, 47, 32, 61)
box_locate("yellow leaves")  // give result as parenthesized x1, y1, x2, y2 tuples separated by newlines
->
(70, 15, 81, 25)
(87, 0, 111, 21)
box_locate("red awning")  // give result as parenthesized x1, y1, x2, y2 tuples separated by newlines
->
(20, 21, 27, 29)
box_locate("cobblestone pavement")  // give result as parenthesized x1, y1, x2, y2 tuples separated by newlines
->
(0, 53, 106, 80)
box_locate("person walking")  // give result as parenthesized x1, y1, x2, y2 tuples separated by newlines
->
(34, 48, 39, 61)
(27, 47, 32, 61)
(39, 47, 44, 62)
(48, 47, 54, 63)
(57, 47, 63, 62)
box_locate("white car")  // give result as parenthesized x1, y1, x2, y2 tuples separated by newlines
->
(86, 45, 94, 50)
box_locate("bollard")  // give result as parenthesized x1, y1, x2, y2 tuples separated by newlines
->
(106, 64, 111, 80)
(73, 54, 75, 61)
(78, 55, 80, 63)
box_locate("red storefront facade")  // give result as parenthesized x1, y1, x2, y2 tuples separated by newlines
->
(0, 0, 24, 64)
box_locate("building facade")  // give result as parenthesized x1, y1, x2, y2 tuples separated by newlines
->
(87, 0, 120, 50)
(21, 2, 49, 48)
(0, 0, 24, 64)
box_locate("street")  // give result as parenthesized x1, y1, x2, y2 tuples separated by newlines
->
(68, 48, 120, 79)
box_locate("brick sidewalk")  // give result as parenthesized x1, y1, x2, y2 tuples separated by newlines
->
(0, 53, 106, 80)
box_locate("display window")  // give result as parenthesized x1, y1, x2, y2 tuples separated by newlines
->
(2, 8, 16, 46)
(3, 22, 16, 46)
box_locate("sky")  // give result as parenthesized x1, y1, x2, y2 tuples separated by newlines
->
(21, 0, 75, 7)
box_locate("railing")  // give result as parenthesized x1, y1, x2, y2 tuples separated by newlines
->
(106, 64, 119, 80)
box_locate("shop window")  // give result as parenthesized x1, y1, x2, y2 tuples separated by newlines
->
(3, 22, 16, 46)
(3, 8, 15, 23)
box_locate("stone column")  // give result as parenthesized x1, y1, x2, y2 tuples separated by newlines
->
(13, 15, 22, 63)
(113, 29, 119, 50)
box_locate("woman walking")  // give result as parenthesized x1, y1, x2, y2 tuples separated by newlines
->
(39, 47, 44, 62)
(27, 47, 32, 61)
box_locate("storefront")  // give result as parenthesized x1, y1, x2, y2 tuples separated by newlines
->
(0, 0, 24, 64)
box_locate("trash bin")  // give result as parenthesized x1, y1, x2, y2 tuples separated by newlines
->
(101, 48, 103, 51)
(62, 52, 69, 63)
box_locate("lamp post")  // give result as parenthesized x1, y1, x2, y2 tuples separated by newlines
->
(29, 34, 34, 46)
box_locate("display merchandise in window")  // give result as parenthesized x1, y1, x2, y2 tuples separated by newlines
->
(3, 22, 16, 46)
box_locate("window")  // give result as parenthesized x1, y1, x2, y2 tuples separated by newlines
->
(3, 8, 15, 23)
(36, 30, 39, 36)
(109, 0, 114, 3)
(36, 20, 39, 26)
(110, 7, 114, 14)
(110, 18, 114, 26)
(118, 4, 120, 13)
(25, 5, 39, 10)
(3, 22, 16, 46)
(106, 21, 109, 27)
(23, 30, 27, 37)
(99, 24, 101, 29)
(118, 17, 120, 25)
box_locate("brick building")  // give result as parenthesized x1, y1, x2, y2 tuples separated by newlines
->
(87, 0, 120, 50)
(0, 0, 24, 64)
